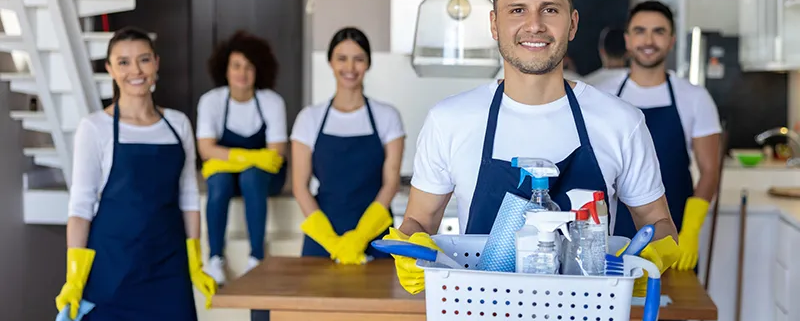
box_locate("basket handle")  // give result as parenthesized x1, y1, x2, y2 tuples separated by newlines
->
(624, 255, 661, 321)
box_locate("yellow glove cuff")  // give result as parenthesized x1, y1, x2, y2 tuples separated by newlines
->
(186, 238, 203, 271)
(681, 197, 710, 232)
(355, 202, 393, 240)
(228, 148, 252, 163)
(647, 236, 682, 273)
(66, 248, 96, 283)
(301, 210, 341, 257)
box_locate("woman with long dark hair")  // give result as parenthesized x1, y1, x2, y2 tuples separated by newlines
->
(196, 30, 287, 285)
(55, 26, 216, 320)
(293, 27, 405, 263)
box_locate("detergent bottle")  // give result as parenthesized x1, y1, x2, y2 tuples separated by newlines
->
(563, 189, 608, 276)
(512, 157, 561, 272)
(519, 211, 576, 274)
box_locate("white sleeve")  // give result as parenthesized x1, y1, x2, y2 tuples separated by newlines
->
(378, 106, 406, 144)
(691, 88, 722, 138)
(195, 92, 221, 140)
(616, 115, 666, 207)
(68, 118, 103, 221)
(410, 110, 454, 194)
(265, 94, 288, 144)
(178, 115, 201, 212)
(290, 107, 317, 148)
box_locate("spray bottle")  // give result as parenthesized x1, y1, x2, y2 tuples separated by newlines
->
(563, 189, 608, 276)
(511, 158, 561, 272)
(519, 211, 578, 274)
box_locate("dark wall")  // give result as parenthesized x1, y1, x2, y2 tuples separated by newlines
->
(569, 0, 630, 75)
(101, 0, 305, 132)
(191, 0, 305, 131)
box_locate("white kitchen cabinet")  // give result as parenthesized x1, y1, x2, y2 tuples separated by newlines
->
(775, 217, 800, 320)
(739, 0, 800, 71)
(698, 211, 778, 321)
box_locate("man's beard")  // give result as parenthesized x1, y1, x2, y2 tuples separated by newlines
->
(497, 34, 568, 75)
(632, 52, 667, 69)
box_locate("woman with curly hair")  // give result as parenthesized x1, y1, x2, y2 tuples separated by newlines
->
(293, 27, 405, 263)
(195, 30, 287, 285)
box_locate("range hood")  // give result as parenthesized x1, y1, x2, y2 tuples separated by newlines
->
(411, 0, 502, 78)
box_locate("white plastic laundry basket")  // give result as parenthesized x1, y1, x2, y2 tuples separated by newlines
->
(418, 235, 661, 321)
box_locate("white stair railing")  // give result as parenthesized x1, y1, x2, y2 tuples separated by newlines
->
(0, 0, 136, 187)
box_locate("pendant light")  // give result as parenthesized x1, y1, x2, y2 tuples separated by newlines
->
(411, 0, 501, 78)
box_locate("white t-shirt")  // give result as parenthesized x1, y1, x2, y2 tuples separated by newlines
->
(411, 81, 666, 233)
(68, 109, 200, 221)
(583, 67, 629, 86)
(594, 72, 722, 154)
(291, 98, 406, 151)
(195, 87, 288, 143)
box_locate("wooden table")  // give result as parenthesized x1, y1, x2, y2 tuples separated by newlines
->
(213, 257, 718, 321)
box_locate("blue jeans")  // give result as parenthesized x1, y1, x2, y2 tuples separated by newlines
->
(206, 167, 272, 260)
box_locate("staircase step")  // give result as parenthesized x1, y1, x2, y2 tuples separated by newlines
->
(10, 110, 78, 133)
(0, 0, 136, 18)
(0, 32, 153, 60)
(0, 72, 113, 98)
(23, 147, 61, 168)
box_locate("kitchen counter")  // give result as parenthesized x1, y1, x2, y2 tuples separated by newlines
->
(212, 257, 718, 321)
(715, 188, 800, 229)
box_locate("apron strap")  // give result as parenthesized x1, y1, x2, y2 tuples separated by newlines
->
(615, 74, 631, 97)
(564, 80, 592, 147)
(112, 101, 183, 149)
(225, 89, 267, 129)
(481, 81, 506, 162)
(317, 96, 378, 137)
(665, 74, 677, 107)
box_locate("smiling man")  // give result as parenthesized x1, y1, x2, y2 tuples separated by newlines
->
(385, 0, 681, 295)
(595, 1, 722, 272)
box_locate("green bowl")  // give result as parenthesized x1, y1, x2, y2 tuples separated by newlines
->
(736, 153, 764, 167)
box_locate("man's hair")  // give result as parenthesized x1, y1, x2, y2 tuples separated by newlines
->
(599, 27, 626, 59)
(493, 0, 574, 11)
(627, 1, 675, 34)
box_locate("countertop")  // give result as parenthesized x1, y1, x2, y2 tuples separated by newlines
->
(213, 257, 718, 321)
(716, 188, 800, 229)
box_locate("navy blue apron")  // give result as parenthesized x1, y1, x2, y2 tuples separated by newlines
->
(613, 74, 694, 238)
(465, 80, 610, 234)
(301, 97, 391, 258)
(83, 103, 196, 321)
(216, 89, 285, 195)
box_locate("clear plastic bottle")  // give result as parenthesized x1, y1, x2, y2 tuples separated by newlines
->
(524, 241, 558, 274)
(563, 210, 602, 276)
(515, 176, 561, 272)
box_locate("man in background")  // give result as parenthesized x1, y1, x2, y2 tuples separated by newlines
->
(584, 27, 628, 85)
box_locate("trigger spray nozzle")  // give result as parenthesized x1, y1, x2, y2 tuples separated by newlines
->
(511, 157, 560, 189)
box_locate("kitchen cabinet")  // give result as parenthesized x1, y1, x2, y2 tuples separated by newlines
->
(698, 210, 800, 321)
(739, 0, 800, 71)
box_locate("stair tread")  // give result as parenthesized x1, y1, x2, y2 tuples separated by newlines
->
(0, 72, 111, 80)
(23, 147, 57, 155)
(10, 110, 46, 118)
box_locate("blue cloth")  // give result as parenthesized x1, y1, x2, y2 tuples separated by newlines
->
(476, 192, 529, 272)
(55, 300, 95, 321)
(613, 75, 693, 238)
(464, 80, 610, 235)
(81, 102, 196, 320)
(301, 97, 391, 258)
(206, 88, 280, 260)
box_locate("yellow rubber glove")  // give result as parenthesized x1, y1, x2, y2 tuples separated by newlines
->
(673, 197, 709, 271)
(333, 202, 394, 265)
(186, 239, 217, 309)
(55, 248, 96, 320)
(228, 148, 283, 174)
(201, 159, 252, 179)
(382, 228, 442, 295)
(616, 236, 681, 297)
(300, 210, 355, 261)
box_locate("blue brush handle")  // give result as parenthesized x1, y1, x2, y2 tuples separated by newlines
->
(371, 240, 438, 262)
(624, 225, 655, 256)
(642, 277, 661, 321)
